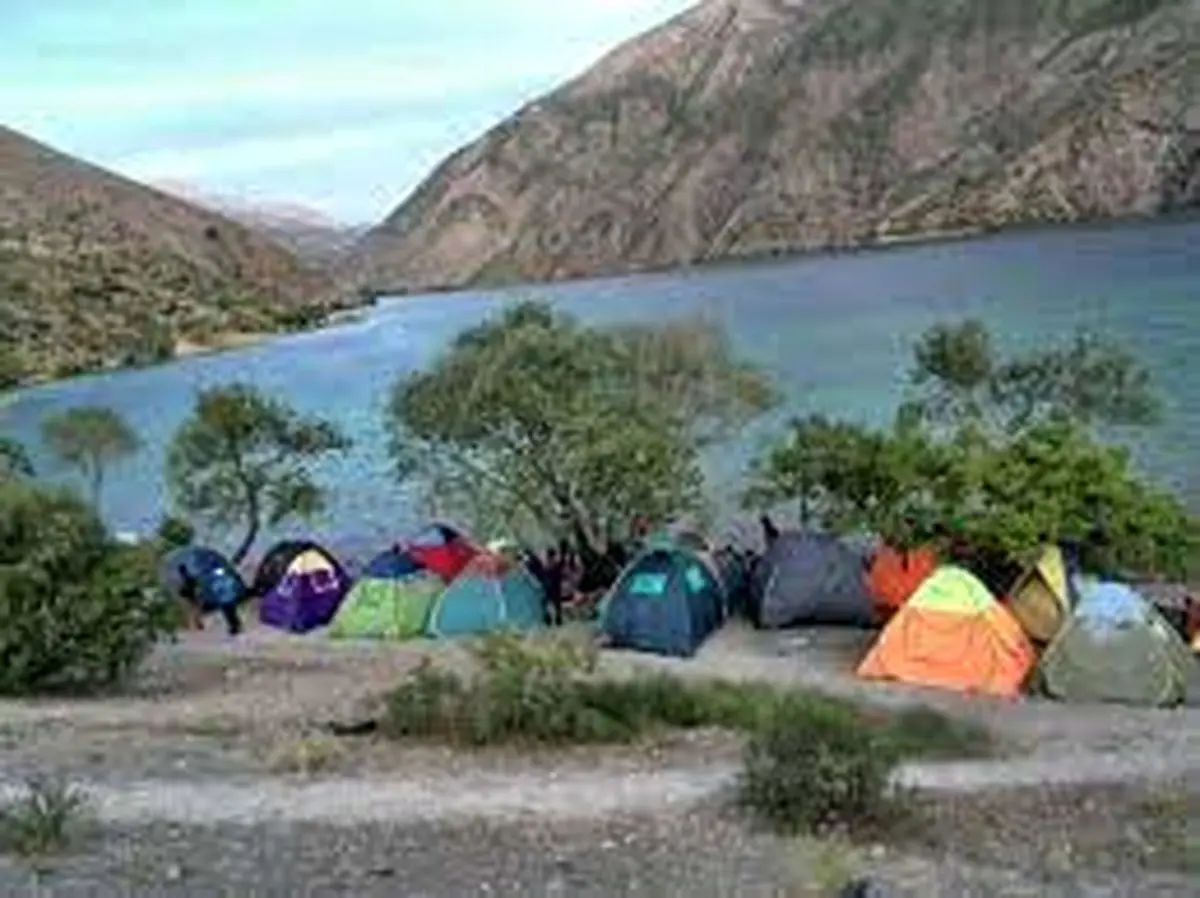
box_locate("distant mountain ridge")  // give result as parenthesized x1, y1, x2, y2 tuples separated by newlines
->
(151, 181, 369, 267)
(349, 0, 1200, 293)
(0, 127, 350, 386)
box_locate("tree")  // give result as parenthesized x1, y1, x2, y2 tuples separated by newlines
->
(166, 383, 351, 564)
(40, 405, 140, 507)
(0, 479, 175, 695)
(0, 435, 34, 479)
(385, 300, 776, 557)
(746, 320, 1198, 581)
(900, 319, 1160, 436)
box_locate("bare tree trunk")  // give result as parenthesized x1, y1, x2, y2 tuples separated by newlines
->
(230, 480, 260, 566)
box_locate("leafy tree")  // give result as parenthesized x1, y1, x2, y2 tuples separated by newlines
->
(385, 300, 776, 556)
(40, 405, 140, 507)
(0, 479, 175, 695)
(0, 435, 34, 479)
(154, 514, 196, 549)
(0, 347, 25, 390)
(900, 319, 1160, 436)
(747, 319, 1197, 581)
(166, 383, 351, 564)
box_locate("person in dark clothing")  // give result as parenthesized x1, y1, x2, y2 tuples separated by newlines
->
(178, 564, 243, 636)
(220, 600, 243, 636)
(543, 547, 565, 626)
(177, 564, 205, 631)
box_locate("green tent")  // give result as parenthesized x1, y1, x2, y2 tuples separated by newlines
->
(1039, 579, 1192, 706)
(328, 570, 444, 640)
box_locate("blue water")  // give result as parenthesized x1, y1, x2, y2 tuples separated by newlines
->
(2, 217, 1197, 557)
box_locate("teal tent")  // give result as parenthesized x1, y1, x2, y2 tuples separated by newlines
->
(599, 546, 726, 657)
(425, 553, 545, 638)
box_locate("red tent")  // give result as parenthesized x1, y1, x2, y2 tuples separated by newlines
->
(404, 522, 479, 582)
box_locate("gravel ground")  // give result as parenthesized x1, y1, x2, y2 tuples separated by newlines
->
(0, 624, 1195, 896)
(0, 796, 1195, 897)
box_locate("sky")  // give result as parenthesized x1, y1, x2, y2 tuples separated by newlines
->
(1, 0, 696, 223)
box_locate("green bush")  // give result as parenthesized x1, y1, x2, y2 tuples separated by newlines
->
(739, 695, 902, 835)
(154, 514, 195, 549)
(0, 480, 175, 695)
(383, 635, 991, 833)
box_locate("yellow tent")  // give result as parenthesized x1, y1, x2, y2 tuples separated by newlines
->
(1008, 545, 1072, 642)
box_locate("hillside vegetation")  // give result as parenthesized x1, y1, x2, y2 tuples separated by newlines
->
(351, 0, 1199, 292)
(0, 128, 351, 387)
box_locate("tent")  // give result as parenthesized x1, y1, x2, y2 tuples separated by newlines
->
(327, 547, 441, 639)
(250, 539, 331, 597)
(404, 522, 479, 582)
(599, 546, 726, 657)
(160, 546, 246, 610)
(1039, 580, 1191, 706)
(865, 544, 938, 620)
(257, 543, 352, 633)
(748, 531, 875, 628)
(329, 571, 444, 639)
(425, 552, 545, 638)
(1008, 544, 1076, 642)
(857, 565, 1036, 698)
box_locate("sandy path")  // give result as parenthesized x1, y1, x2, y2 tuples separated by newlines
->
(1, 747, 1194, 828)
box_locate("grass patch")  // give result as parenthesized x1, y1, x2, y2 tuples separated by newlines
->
(382, 633, 994, 835)
(0, 776, 91, 858)
(382, 633, 991, 756)
(267, 734, 347, 776)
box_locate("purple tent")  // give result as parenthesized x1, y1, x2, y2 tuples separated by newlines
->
(258, 546, 352, 633)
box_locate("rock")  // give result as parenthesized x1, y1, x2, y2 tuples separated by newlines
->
(838, 876, 896, 898)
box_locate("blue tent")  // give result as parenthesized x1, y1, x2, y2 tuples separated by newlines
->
(161, 546, 246, 610)
(600, 547, 725, 657)
(425, 555, 545, 638)
(362, 547, 424, 579)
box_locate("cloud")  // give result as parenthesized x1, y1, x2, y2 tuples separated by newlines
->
(2, 0, 698, 220)
(2, 49, 597, 120)
(116, 121, 452, 181)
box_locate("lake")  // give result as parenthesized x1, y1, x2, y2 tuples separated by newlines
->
(2, 216, 1197, 557)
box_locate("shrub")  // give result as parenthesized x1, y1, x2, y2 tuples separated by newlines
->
(0, 480, 176, 695)
(154, 514, 195, 549)
(383, 634, 991, 834)
(739, 695, 902, 835)
(0, 776, 91, 857)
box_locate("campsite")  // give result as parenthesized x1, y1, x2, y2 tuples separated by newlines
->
(1, 518, 1198, 895)
(2, 308, 1199, 895)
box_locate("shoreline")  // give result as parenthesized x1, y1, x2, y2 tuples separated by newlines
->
(4, 209, 1198, 400)
(370, 208, 1200, 300)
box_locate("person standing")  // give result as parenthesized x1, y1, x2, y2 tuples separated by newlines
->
(177, 564, 243, 636)
(543, 547, 565, 626)
(177, 564, 205, 631)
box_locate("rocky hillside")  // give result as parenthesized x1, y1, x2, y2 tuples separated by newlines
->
(353, 0, 1200, 293)
(0, 128, 348, 386)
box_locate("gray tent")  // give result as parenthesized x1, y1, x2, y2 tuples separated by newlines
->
(748, 531, 875, 628)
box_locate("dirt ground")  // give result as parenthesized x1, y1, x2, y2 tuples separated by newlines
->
(0, 621, 1197, 895)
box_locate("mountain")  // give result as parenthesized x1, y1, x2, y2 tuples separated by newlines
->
(0, 127, 351, 385)
(151, 181, 369, 267)
(352, 0, 1200, 294)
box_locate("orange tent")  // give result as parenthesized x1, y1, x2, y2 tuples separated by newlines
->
(865, 544, 938, 619)
(857, 565, 1036, 698)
